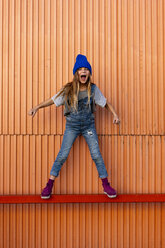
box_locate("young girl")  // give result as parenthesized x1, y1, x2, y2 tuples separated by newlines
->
(28, 54, 120, 199)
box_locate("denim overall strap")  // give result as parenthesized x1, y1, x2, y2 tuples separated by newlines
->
(64, 83, 96, 116)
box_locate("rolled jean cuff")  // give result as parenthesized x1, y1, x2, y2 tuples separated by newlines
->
(50, 171, 58, 177)
(99, 173, 108, 179)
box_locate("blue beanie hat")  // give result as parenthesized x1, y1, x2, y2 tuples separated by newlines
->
(73, 54, 92, 75)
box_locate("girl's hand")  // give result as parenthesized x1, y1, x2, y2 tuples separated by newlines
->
(113, 115, 120, 124)
(28, 107, 38, 117)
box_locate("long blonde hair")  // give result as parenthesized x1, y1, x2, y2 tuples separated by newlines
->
(55, 71, 93, 111)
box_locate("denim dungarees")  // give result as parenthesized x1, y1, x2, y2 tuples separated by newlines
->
(50, 88, 108, 179)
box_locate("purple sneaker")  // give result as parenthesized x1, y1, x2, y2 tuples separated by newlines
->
(41, 179, 54, 199)
(102, 178, 117, 198)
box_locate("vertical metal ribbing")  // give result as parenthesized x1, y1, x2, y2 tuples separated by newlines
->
(0, 0, 165, 247)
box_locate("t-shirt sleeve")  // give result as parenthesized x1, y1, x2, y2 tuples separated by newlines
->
(94, 85, 107, 108)
(51, 90, 65, 107)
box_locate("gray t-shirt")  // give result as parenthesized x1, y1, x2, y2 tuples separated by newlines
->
(51, 85, 107, 108)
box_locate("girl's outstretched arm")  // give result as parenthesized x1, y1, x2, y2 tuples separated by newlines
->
(28, 98, 54, 117)
(105, 101, 120, 124)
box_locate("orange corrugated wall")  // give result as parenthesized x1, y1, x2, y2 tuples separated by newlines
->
(0, 0, 165, 247)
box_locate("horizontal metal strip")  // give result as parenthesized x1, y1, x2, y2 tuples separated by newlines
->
(0, 194, 165, 204)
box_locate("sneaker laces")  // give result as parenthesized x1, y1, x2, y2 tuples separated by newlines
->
(103, 181, 110, 187)
(47, 182, 53, 189)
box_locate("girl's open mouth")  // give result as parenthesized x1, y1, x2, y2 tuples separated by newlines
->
(80, 75, 87, 81)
